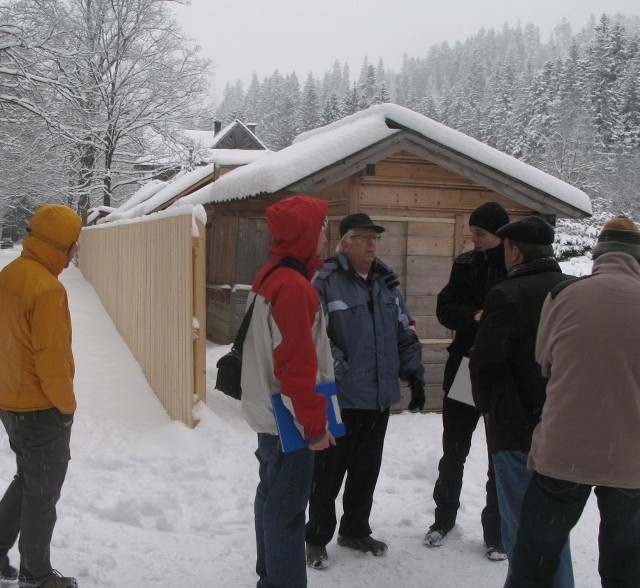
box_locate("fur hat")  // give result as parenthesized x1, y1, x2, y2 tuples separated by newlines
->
(592, 216, 640, 261)
(339, 213, 385, 238)
(496, 216, 555, 245)
(468, 202, 509, 235)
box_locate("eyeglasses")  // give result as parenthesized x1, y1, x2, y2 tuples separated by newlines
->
(351, 234, 381, 243)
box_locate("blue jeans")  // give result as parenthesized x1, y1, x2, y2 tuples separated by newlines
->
(254, 433, 314, 588)
(511, 473, 640, 588)
(492, 451, 574, 588)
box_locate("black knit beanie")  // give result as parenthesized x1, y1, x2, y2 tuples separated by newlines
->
(468, 202, 509, 235)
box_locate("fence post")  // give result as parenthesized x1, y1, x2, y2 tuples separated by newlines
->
(192, 219, 207, 413)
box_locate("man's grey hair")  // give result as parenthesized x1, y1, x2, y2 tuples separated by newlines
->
(336, 229, 356, 254)
(507, 239, 554, 262)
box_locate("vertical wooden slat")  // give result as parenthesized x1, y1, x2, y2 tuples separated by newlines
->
(77, 212, 205, 427)
(193, 221, 207, 407)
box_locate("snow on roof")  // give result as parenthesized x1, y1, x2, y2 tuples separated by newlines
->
(210, 119, 269, 150)
(178, 121, 263, 150)
(85, 203, 207, 234)
(101, 165, 215, 223)
(137, 146, 270, 168)
(134, 120, 269, 167)
(209, 120, 234, 147)
(112, 180, 167, 213)
(179, 103, 592, 216)
(87, 205, 115, 224)
(207, 149, 271, 165)
(183, 129, 216, 147)
(179, 114, 397, 206)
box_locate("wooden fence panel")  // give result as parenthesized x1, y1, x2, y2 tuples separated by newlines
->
(77, 211, 206, 427)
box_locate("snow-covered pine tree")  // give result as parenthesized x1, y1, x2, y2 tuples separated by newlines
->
(321, 93, 342, 126)
(554, 196, 615, 260)
(341, 83, 366, 117)
(298, 74, 322, 133)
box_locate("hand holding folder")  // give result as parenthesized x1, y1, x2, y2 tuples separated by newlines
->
(271, 382, 346, 452)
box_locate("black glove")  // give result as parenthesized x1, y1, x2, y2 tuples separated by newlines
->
(407, 376, 425, 412)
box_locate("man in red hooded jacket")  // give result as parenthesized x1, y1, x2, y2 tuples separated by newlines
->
(241, 195, 335, 588)
(0, 204, 81, 588)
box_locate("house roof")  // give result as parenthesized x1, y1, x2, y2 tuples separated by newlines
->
(98, 166, 215, 224)
(86, 205, 116, 225)
(178, 104, 592, 218)
(101, 140, 272, 224)
(134, 119, 269, 168)
(209, 119, 268, 150)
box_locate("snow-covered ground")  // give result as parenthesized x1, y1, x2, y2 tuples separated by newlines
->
(0, 247, 600, 587)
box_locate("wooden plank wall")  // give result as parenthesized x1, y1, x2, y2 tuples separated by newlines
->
(206, 210, 271, 343)
(77, 212, 207, 426)
(208, 215, 237, 285)
(320, 152, 533, 411)
(236, 217, 271, 284)
(206, 286, 250, 343)
(202, 154, 534, 412)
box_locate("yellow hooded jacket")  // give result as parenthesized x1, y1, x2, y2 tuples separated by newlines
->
(0, 204, 82, 414)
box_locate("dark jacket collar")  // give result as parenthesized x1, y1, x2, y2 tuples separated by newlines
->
(508, 256, 562, 279)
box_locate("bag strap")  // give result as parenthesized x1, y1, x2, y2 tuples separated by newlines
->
(231, 257, 308, 351)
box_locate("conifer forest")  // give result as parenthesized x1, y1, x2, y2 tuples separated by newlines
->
(1, 3, 639, 257)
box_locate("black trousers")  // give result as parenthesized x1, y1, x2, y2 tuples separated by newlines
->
(305, 408, 390, 546)
(510, 472, 640, 588)
(0, 409, 72, 581)
(432, 396, 502, 546)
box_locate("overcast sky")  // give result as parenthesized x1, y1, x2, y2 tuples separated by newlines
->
(173, 0, 639, 99)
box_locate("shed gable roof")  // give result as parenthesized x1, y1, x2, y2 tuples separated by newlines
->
(177, 104, 591, 218)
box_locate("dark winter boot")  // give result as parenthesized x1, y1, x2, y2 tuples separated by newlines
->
(0, 555, 18, 582)
(306, 543, 329, 569)
(18, 570, 77, 588)
(337, 534, 388, 556)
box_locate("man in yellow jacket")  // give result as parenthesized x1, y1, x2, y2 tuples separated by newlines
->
(0, 204, 82, 588)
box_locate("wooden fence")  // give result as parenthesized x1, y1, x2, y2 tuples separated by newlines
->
(77, 208, 206, 427)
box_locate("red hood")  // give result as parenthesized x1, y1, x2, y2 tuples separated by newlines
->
(266, 195, 328, 276)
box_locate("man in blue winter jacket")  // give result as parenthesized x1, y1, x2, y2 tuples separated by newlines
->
(305, 212, 425, 570)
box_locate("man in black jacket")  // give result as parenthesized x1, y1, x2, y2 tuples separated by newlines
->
(423, 202, 508, 560)
(470, 216, 574, 587)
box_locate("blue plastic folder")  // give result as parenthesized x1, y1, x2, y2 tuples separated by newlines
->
(271, 382, 346, 452)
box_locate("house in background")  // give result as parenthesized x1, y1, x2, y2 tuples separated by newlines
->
(97, 104, 592, 410)
(177, 104, 592, 410)
(87, 120, 271, 225)
(133, 118, 269, 181)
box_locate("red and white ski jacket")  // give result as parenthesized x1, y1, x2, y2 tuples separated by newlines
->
(241, 196, 333, 441)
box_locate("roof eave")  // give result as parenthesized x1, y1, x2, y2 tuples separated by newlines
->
(289, 129, 589, 219)
(384, 122, 591, 219)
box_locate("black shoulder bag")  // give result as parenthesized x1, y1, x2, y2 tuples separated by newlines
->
(215, 257, 308, 400)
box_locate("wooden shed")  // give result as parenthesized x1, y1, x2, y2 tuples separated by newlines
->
(174, 104, 593, 411)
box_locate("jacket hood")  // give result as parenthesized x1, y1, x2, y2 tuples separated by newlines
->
(266, 195, 328, 276)
(22, 204, 82, 276)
